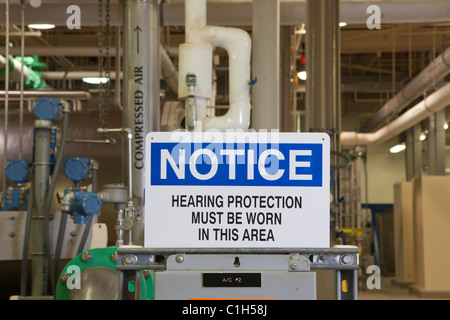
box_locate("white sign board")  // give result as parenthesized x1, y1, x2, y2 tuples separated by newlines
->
(144, 131, 330, 248)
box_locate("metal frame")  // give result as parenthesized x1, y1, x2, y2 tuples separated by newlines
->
(116, 246, 359, 300)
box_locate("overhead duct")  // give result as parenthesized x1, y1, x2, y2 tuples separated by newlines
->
(340, 82, 450, 147)
(361, 45, 450, 132)
(178, 0, 252, 131)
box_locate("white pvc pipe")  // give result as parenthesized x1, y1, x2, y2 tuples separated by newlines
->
(178, 0, 252, 131)
(340, 82, 450, 147)
(0, 54, 31, 81)
(201, 26, 251, 130)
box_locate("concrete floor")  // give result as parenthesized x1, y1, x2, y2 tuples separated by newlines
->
(358, 277, 448, 300)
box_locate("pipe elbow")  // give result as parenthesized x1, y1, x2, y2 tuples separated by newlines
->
(61, 192, 76, 213)
(203, 101, 251, 131)
(201, 26, 251, 61)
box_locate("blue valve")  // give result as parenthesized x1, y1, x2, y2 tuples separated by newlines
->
(64, 191, 102, 224)
(64, 158, 90, 185)
(33, 98, 62, 122)
(5, 159, 31, 184)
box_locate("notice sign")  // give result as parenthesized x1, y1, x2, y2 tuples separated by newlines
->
(144, 131, 330, 248)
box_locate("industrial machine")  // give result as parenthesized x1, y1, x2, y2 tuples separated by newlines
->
(1, 0, 359, 301)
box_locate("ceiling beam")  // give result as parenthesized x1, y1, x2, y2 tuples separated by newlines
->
(1, 1, 450, 27)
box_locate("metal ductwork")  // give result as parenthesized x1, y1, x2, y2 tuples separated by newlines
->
(340, 82, 450, 147)
(361, 45, 450, 132)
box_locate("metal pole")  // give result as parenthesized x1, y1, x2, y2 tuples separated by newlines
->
(306, 0, 340, 139)
(251, 0, 280, 131)
(3, 0, 10, 191)
(122, 0, 161, 245)
(31, 120, 52, 296)
(19, 0, 25, 159)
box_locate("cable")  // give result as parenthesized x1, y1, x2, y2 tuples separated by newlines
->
(44, 109, 69, 295)
(330, 150, 352, 169)
(76, 161, 98, 254)
(3, 0, 10, 191)
(20, 181, 34, 296)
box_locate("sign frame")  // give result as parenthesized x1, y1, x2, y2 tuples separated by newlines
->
(144, 131, 330, 249)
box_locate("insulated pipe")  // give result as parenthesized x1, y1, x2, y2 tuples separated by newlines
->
(178, 0, 252, 131)
(362, 45, 450, 132)
(43, 104, 70, 294)
(340, 82, 450, 147)
(0, 54, 31, 82)
(201, 26, 252, 130)
(122, 0, 161, 246)
(31, 119, 52, 296)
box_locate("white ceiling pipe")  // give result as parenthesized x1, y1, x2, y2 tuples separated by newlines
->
(340, 82, 450, 147)
(178, 0, 252, 131)
(362, 45, 450, 132)
(41, 71, 120, 80)
(0, 54, 31, 81)
(201, 26, 251, 130)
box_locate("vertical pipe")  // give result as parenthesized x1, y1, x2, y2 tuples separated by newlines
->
(178, 0, 211, 123)
(3, 0, 10, 191)
(405, 128, 414, 181)
(251, 0, 280, 131)
(406, 124, 422, 181)
(122, 0, 161, 245)
(335, 270, 342, 300)
(306, 0, 341, 242)
(19, 0, 25, 159)
(305, 0, 325, 132)
(412, 124, 422, 178)
(31, 120, 52, 296)
(428, 109, 446, 175)
(21, 182, 33, 296)
(280, 26, 295, 132)
(306, 0, 340, 140)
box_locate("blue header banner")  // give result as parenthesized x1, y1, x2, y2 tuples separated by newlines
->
(150, 142, 324, 187)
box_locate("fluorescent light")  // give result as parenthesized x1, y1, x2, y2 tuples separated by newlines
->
(29, 0, 42, 8)
(390, 143, 406, 154)
(420, 132, 427, 141)
(297, 71, 307, 81)
(339, 22, 348, 27)
(82, 77, 109, 85)
(28, 24, 56, 30)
